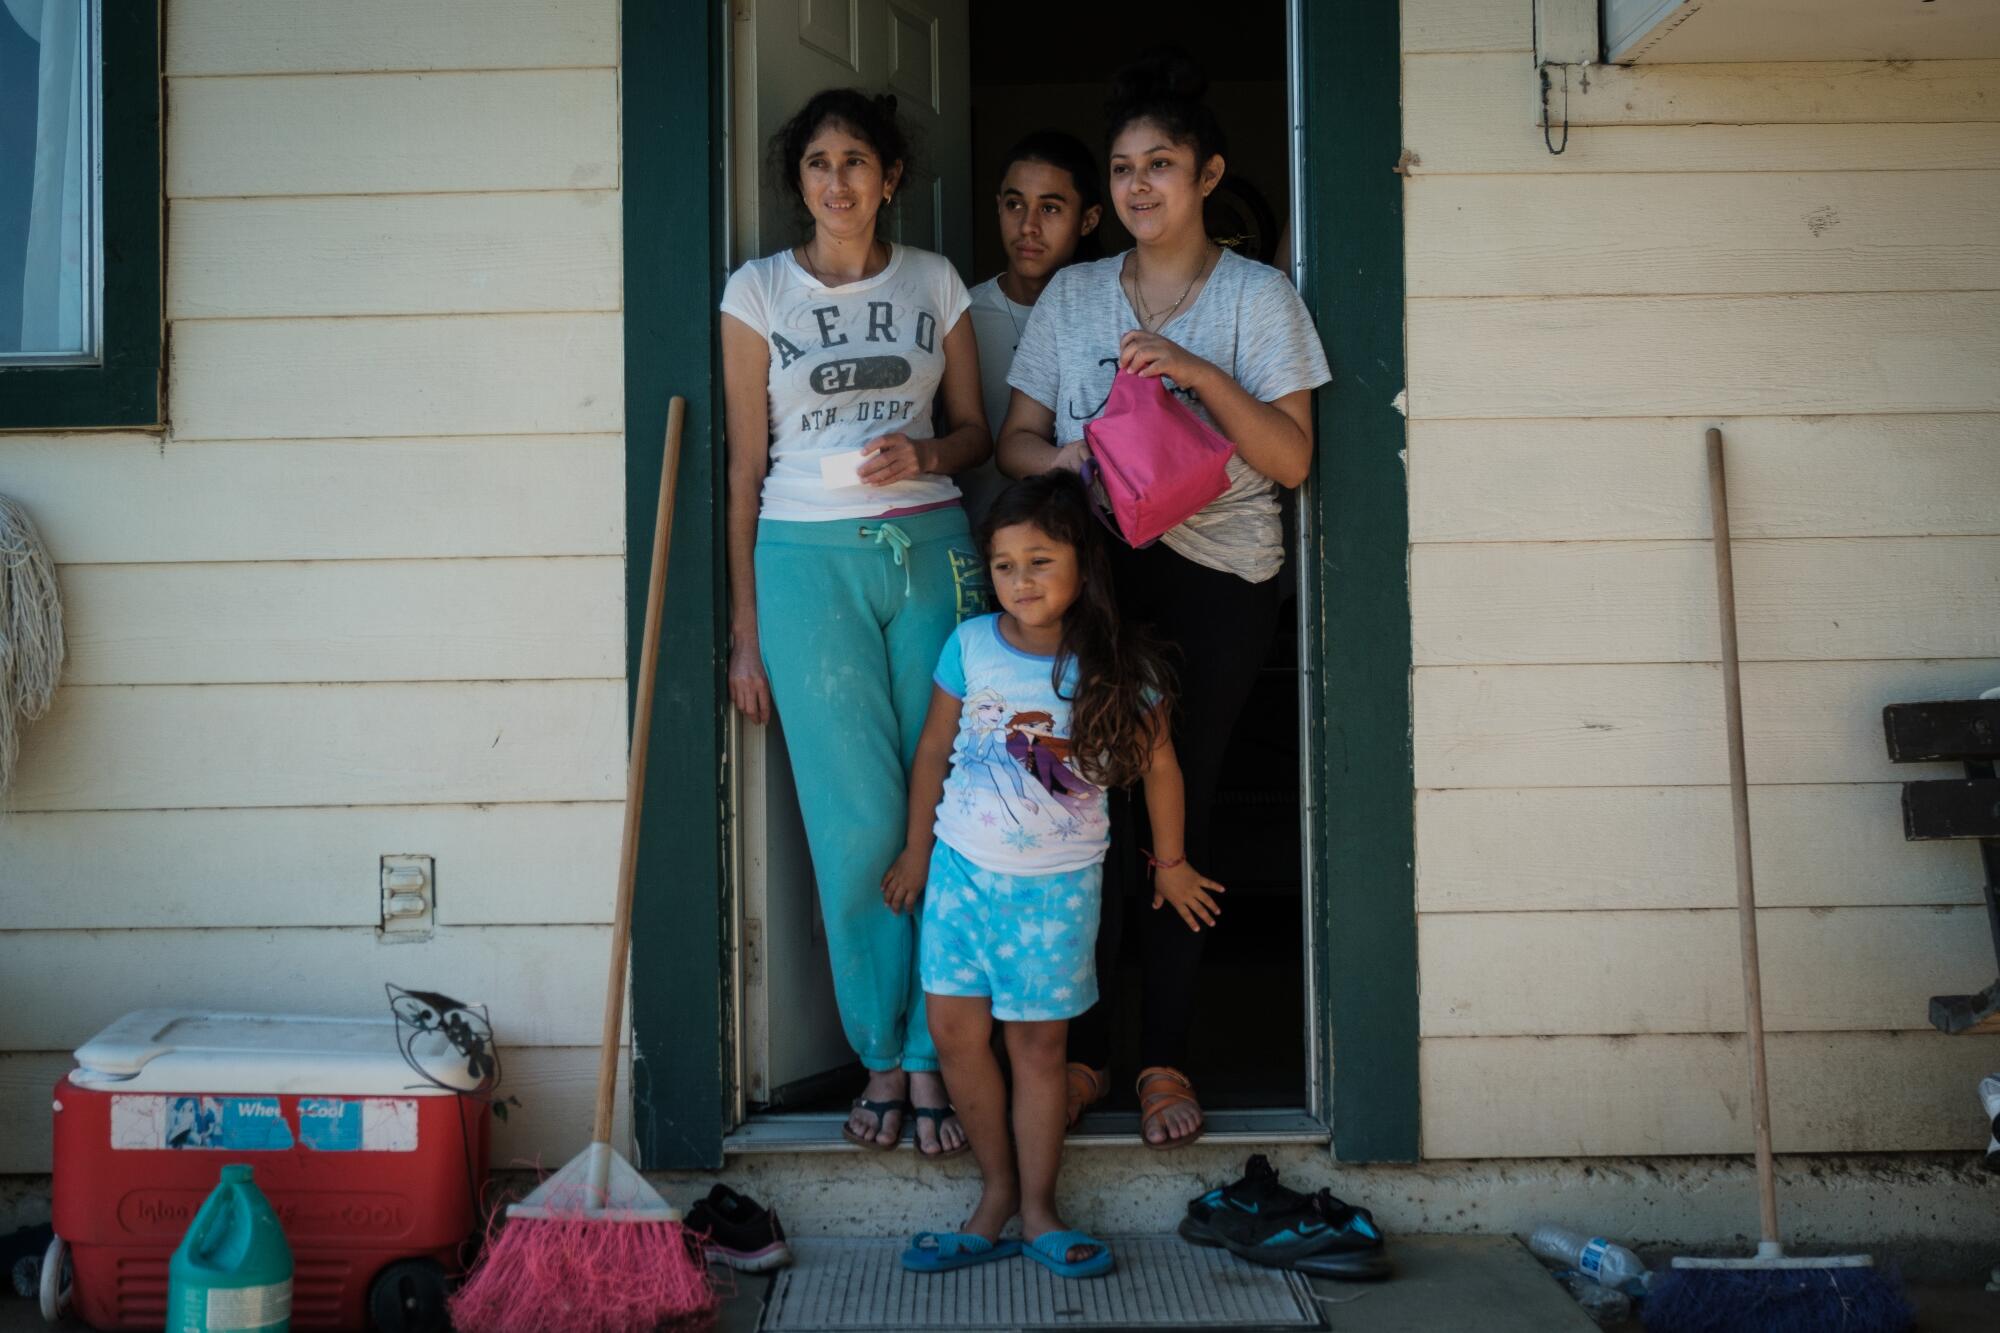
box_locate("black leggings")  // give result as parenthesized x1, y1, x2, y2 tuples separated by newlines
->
(1069, 538, 1281, 1074)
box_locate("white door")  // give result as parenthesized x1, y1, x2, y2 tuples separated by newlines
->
(733, 0, 971, 274)
(730, 0, 973, 1108)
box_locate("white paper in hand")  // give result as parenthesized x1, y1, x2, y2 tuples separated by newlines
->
(819, 449, 869, 490)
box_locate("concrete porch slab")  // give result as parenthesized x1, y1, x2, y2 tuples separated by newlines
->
(1295, 1236, 1598, 1332)
(8, 1249, 1995, 1330)
(699, 1236, 1598, 1333)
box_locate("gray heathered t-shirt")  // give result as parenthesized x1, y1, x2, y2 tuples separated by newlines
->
(1007, 249, 1331, 583)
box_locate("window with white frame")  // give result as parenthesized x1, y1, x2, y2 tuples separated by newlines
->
(1, 0, 99, 365)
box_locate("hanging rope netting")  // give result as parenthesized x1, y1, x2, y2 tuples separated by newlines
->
(0, 494, 63, 800)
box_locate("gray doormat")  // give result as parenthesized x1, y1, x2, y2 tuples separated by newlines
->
(759, 1236, 1324, 1331)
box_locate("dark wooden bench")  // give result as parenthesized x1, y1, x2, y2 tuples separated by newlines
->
(1884, 697, 2000, 1034)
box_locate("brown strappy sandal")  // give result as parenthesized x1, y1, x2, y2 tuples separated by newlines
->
(1136, 1065, 1204, 1150)
(1064, 1063, 1109, 1132)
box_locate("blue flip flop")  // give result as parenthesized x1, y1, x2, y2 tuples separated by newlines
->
(1022, 1229, 1114, 1279)
(900, 1231, 1021, 1273)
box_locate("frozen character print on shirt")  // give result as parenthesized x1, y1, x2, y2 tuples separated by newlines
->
(1005, 710, 1099, 826)
(961, 689, 1035, 820)
(950, 686, 1109, 851)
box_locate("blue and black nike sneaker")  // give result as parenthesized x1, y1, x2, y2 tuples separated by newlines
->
(1179, 1155, 1312, 1247)
(1213, 1188, 1391, 1278)
(1286, 1191, 1392, 1280)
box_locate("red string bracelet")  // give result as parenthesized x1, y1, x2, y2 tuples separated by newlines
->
(1144, 849, 1186, 872)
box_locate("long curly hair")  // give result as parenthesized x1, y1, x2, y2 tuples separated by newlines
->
(977, 473, 1175, 789)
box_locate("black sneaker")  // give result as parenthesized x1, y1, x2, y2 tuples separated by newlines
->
(686, 1184, 792, 1272)
(1206, 1187, 1392, 1280)
(1179, 1154, 1312, 1247)
(1289, 1190, 1392, 1280)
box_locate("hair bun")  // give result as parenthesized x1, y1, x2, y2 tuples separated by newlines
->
(873, 91, 898, 115)
(1109, 46, 1209, 106)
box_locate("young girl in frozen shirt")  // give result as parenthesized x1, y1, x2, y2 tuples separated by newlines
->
(880, 472, 1225, 1279)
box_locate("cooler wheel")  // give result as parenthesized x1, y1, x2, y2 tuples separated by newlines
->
(368, 1257, 450, 1333)
(37, 1234, 69, 1324)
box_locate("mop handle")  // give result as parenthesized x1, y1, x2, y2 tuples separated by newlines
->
(1707, 427, 1781, 1247)
(593, 398, 687, 1151)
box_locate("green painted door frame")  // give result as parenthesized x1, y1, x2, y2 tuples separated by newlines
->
(623, 0, 731, 1171)
(1300, 1, 1419, 1163)
(622, 0, 1416, 1170)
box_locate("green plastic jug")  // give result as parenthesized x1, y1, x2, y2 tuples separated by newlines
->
(166, 1163, 294, 1332)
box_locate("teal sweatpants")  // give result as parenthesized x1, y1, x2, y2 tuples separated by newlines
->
(756, 505, 990, 1074)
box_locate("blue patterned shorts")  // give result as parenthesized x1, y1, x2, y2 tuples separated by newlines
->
(919, 841, 1102, 1022)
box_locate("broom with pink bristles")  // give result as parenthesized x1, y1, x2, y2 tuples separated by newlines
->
(450, 400, 714, 1333)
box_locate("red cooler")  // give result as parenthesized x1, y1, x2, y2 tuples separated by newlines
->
(50, 1010, 489, 1330)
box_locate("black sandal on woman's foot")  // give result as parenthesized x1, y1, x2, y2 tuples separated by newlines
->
(841, 1097, 909, 1151)
(910, 1105, 970, 1159)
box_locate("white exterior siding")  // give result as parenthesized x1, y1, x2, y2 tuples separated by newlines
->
(5, 0, 1996, 1178)
(0, 0, 626, 1173)
(1402, 0, 2000, 1158)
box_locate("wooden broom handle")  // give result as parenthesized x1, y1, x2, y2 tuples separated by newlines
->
(593, 397, 687, 1147)
(1707, 427, 1781, 1246)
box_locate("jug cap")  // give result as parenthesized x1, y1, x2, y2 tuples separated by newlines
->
(220, 1164, 253, 1185)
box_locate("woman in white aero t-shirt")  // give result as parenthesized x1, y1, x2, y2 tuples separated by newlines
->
(720, 89, 991, 1158)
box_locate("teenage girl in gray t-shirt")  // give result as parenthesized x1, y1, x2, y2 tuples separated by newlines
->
(995, 50, 1331, 1150)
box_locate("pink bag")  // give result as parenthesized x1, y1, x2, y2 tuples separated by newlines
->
(1081, 369, 1237, 548)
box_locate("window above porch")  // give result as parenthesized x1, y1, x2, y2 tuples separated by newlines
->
(1604, 0, 2000, 65)
(0, 0, 161, 430)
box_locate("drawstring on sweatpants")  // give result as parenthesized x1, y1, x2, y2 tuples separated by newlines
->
(858, 521, 913, 596)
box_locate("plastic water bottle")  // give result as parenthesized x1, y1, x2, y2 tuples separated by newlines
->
(1528, 1224, 1650, 1295)
(167, 1164, 293, 1332)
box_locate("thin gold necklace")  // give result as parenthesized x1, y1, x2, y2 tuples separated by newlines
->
(1129, 244, 1214, 330)
(799, 238, 880, 288)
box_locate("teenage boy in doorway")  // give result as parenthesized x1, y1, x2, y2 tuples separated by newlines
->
(958, 131, 1103, 525)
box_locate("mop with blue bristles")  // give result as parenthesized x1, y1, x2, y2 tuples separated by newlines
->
(1641, 431, 1912, 1333)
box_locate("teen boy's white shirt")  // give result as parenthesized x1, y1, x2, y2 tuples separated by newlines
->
(959, 274, 1036, 523)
